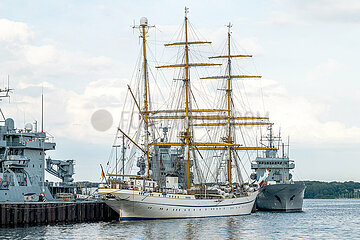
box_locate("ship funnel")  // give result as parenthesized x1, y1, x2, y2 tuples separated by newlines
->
(140, 17, 148, 26)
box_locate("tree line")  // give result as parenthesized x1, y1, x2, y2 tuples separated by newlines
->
(301, 181, 360, 199)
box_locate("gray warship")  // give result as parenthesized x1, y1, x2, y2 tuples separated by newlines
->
(0, 84, 87, 202)
(136, 126, 191, 189)
(251, 125, 305, 211)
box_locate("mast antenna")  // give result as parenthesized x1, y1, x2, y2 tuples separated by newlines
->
(226, 22, 233, 33)
(185, 6, 189, 17)
(0, 75, 14, 121)
(41, 86, 44, 132)
(287, 136, 290, 158)
(7, 75, 10, 103)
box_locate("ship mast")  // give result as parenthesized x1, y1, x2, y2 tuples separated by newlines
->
(111, 12, 276, 186)
(202, 24, 266, 186)
(141, 20, 150, 178)
(184, 7, 191, 190)
(226, 23, 233, 186)
(156, 7, 220, 189)
(153, 10, 275, 189)
(132, 17, 154, 178)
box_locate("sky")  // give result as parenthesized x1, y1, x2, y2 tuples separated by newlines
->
(0, 0, 359, 182)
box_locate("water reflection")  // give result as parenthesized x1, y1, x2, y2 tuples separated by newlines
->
(226, 217, 237, 240)
(143, 221, 155, 239)
(2, 200, 360, 240)
(185, 220, 199, 240)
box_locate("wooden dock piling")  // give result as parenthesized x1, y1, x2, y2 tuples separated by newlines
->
(0, 201, 118, 227)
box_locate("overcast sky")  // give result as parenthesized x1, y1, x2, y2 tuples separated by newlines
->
(0, 0, 359, 182)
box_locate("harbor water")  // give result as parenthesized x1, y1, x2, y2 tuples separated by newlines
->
(1, 199, 359, 239)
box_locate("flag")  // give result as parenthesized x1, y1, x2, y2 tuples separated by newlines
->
(100, 164, 106, 180)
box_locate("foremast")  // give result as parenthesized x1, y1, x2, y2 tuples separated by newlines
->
(141, 19, 151, 178)
(129, 17, 154, 179)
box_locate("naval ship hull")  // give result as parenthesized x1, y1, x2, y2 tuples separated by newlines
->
(0, 186, 54, 202)
(256, 183, 305, 212)
(100, 189, 257, 220)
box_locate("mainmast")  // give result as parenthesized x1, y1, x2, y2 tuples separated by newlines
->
(184, 7, 191, 190)
(156, 7, 220, 189)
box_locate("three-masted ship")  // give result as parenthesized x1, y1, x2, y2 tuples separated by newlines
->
(99, 8, 275, 220)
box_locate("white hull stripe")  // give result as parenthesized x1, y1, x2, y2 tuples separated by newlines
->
(119, 213, 252, 220)
(117, 199, 255, 208)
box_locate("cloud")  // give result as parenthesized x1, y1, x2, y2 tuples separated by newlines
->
(96, 5, 111, 16)
(17, 81, 55, 90)
(2, 77, 126, 147)
(23, 45, 58, 65)
(0, 18, 121, 147)
(266, 12, 308, 26)
(299, 0, 360, 22)
(249, 78, 360, 145)
(0, 18, 33, 42)
(0, 32, 117, 92)
(48, 77, 127, 141)
(18, 44, 114, 73)
(306, 58, 344, 83)
(273, 0, 360, 24)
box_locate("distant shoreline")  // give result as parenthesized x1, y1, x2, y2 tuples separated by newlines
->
(298, 181, 360, 199)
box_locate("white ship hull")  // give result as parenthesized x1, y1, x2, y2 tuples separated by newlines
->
(99, 189, 257, 220)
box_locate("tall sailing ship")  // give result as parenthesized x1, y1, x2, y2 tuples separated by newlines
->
(99, 8, 276, 220)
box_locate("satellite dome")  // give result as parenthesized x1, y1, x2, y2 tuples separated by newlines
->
(25, 123, 33, 132)
(140, 17, 148, 26)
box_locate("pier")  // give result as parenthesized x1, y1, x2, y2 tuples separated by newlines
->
(0, 201, 118, 227)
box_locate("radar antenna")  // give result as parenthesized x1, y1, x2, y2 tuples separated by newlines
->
(0, 75, 14, 122)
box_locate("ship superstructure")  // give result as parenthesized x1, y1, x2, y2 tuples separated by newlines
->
(251, 125, 305, 211)
(0, 84, 80, 202)
(99, 8, 277, 220)
(137, 127, 189, 189)
(0, 117, 55, 201)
